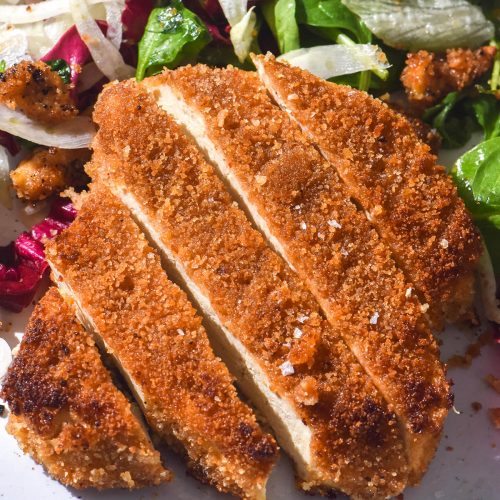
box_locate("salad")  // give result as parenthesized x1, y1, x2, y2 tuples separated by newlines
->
(0, 0, 499, 326)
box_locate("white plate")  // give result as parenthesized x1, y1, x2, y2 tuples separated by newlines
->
(1, 139, 499, 500)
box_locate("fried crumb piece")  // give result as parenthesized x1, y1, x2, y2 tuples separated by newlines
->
(446, 331, 493, 368)
(0, 61, 77, 125)
(489, 408, 500, 429)
(471, 402, 482, 412)
(0, 288, 170, 489)
(10, 147, 90, 201)
(401, 47, 497, 113)
(485, 374, 500, 394)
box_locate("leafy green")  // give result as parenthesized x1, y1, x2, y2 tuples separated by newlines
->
(136, 2, 211, 81)
(0, 60, 6, 73)
(423, 90, 500, 148)
(45, 59, 71, 85)
(452, 137, 500, 274)
(423, 92, 477, 148)
(472, 94, 500, 140)
(262, 0, 300, 53)
(230, 6, 259, 63)
(297, 0, 371, 43)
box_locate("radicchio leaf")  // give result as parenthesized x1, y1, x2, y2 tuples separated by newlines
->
(0, 198, 76, 312)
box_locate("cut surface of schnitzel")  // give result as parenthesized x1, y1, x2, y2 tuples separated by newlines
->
(89, 79, 410, 499)
(1, 288, 170, 490)
(253, 54, 482, 327)
(146, 65, 451, 483)
(45, 186, 277, 500)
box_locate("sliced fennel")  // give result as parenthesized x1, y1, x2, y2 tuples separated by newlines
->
(218, 0, 257, 63)
(218, 0, 248, 28)
(0, 0, 114, 24)
(278, 44, 389, 81)
(69, 0, 133, 81)
(230, 7, 257, 63)
(0, 105, 95, 149)
(0, 146, 12, 209)
(342, 0, 494, 52)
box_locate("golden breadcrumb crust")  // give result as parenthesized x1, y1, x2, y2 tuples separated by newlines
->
(1, 288, 170, 490)
(401, 47, 497, 112)
(149, 64, 451, 482)
(0, 61, 77, 125)
(10, 147, 90, 201)
(89, 80, 410, 499)
(46, 186, 277, 499)
(253, 54, 482, 326)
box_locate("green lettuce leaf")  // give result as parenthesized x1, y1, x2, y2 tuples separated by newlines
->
(452, 137, 500, 274)
(424, 90, 500, 148)
(262, 0, 300, 53)
(136, 2, 211, 81)
(297, 0, 371, 43)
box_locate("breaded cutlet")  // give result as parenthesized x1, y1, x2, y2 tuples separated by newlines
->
(45, 186, 277, 500)
(145, 66, 451, 483)
(1, 287, 170, 490)
(89, 79, 410, 499)
(252, 53, 482, 327)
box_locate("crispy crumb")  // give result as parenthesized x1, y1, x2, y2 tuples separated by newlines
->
(10, 147, 90, 201)
(471, 402, 482, 412)
(446, 331, 492, 368)
(485, 374, 500, 394)
(488, 408, 500, 429)
(0, 61, 77, 125)
(401, 47, 497, 112)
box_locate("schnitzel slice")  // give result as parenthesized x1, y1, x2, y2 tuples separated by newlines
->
(1, 287, 170, 490)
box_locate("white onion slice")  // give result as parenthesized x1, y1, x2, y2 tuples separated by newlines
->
(342, 0, 494, 52)
(76, 62, 105, 92)
(0, 146, 12, 209)
(104, 0, 124, 49)
(230, 6, 257, 63)
(218, 0, 248, 27)
(0, 28, 31, 67)
(0, 338, 13, 381)
(0, 0, 113, 25)
(477, 243, 500, 325)
(0, 105, 96, 149)
(70, 0, 133, 81)
(278, 44, 389, 81)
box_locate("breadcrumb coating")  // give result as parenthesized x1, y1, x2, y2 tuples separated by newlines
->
(401, 47, 497, 112)
(253, 54, 482, 326)
(1, 288, 170, 490)
(0, 61, 77, 125)
(89, 80, 410, 499)
(45, 186, 277, 500)
(10, 147, 90, 201)
(149, 64, 452, 482)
